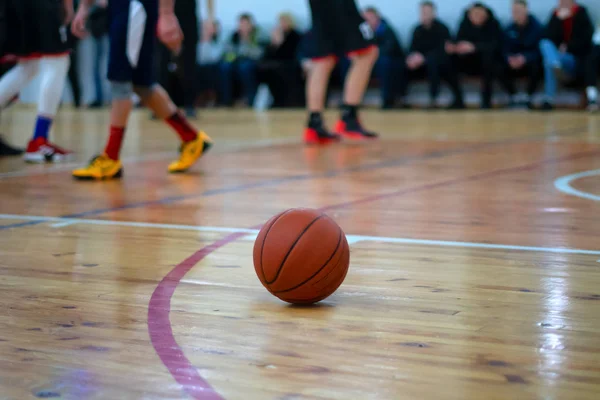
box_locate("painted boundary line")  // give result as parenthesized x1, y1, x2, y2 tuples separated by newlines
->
(1, 214, 599, 256)
(554, 169, 600, 202)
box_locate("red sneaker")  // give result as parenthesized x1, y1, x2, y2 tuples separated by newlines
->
(24, 137, 73, 163)
(334, 119, 378, 140)
(304, 126, 341, 145)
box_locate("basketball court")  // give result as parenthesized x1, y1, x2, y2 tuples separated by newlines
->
(1, 108, 599, 399)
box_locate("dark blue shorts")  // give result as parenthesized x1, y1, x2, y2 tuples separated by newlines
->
(107, 0, 158, 87)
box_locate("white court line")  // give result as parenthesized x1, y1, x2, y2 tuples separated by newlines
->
(1, 213, 599, 256)
(554, 169, 600, 202)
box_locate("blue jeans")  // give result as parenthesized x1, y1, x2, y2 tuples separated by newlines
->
(93, 35, 107, 104)
(219, 59, 258, 106)
(338, 55, 405, 105)
(374, 55, 405, 104)
(539, 39, 578, 101)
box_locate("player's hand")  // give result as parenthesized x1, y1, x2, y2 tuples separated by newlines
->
(457, 41, 476, 54)
(63, 4, 75, 25)
(71, 7, 89, 38)
(445, 41, 456, 54)
(158, 11, 184, 53)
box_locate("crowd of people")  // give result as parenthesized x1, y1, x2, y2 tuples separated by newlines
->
(174, 0, 600, 111)
(1, 0, 600, 158)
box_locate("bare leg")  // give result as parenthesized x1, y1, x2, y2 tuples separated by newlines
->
(139, 85, 177, 119)
(342, 47, 378, 105)
(306, 57, 336, 113)
(109, 98, 134, 127)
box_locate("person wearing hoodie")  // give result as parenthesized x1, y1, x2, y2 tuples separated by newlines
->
(406, 1, 464, 109)
(498, 0, 543, 108)
(447, 2, 503, 109)
(219, 13, 266, 107)
(363, 7, 405, 109)
(583, 26, 600, 111)
(539, 0, 594, 110)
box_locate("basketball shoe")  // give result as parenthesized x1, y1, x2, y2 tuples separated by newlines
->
(168, 131, 213, 173)
(72, 154, 123, 180)
(304, 126, 341, 145)
(334, 118, 378, 141)
(24, 137, 72, 163)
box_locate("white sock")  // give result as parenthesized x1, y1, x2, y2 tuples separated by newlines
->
(37, 55, 70, 116)
(0, 60, 39, 107)
(586, 87, 598, 103)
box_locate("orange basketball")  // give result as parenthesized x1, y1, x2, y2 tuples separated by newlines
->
(253, 208, 350, 304)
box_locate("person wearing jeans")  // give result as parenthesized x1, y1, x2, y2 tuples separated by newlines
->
(498, 0, 543, 109)
(88, 0, 108, 108)
(538, 0, 593, 110)
(219, 14, 265, 107)
(362, 7, 405, 109)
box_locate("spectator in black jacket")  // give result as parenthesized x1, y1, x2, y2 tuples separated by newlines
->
(406, 1, 464, 109)
(447, 2, 503, 108)
(258, 13, 302, 107)
(539, 0, 594, 110)
(498, 0, 543, 108)
(363, 7, 405, 109)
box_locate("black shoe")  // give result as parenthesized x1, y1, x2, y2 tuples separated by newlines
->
(0, 136, 24, 156)
(335, 118, 378, 140)
(526, 101, 535, 110)
(304, 125, 341, 145)
(540, 101, 554, 111)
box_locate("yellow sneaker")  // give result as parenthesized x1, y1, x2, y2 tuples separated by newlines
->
(72, 154, 123, 180)
(168, 131, 213, 173)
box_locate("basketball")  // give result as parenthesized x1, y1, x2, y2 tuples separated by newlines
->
(253, 208, 350, 304)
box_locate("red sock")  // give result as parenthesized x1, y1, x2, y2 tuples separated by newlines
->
(104, 126, 125, 160)
(166, 112, 197, 142)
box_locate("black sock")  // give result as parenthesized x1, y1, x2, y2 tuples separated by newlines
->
(307, 112, 323, 128)
(341, 104, 358, 121)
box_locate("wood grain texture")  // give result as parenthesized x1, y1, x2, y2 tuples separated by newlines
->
(1, 108, 600, 400)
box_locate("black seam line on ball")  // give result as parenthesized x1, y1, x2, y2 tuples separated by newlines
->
(260, 209, 296, 283)
(273, 226, 342, 294)
(266, 214, 324, 285)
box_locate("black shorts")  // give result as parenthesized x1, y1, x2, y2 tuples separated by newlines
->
(308, 0, 376, 60)
(0, 0, 69, 61)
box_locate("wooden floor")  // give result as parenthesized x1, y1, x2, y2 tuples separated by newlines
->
(1, 108, 600, 400)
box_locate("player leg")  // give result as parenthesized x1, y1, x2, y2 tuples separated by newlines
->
(23, 54, 73, 163)
(333, 0, 379, 140)
(72, 6, 132, 180)
(129, 4, 210, 174)
(304, 0, 342, 145)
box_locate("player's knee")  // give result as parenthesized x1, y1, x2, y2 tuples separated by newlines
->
(19, 60, 41, 79)
(111, 81, 134, 100)
(313, 56, 337, 71)
(133, 84, 157, 101)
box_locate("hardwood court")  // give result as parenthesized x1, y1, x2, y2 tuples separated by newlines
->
(1, 108, 600, 400)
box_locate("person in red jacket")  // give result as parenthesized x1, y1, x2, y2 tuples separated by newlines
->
(538, 0, 594, 110)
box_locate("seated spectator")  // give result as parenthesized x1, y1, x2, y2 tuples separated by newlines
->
(258, 13, 302, 107)
(539, 0, 594, 110)
(219, 13, 266, 106)
(584, 26, 600, 111)
(197, 21, 225, 106)
(363, 7, 405, 109)
(498, 0, 543, 108)
(447, 2, 503, 109)
(406, 1, 464, 109)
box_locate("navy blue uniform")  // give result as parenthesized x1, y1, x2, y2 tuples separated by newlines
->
(107, 0, 158, 86)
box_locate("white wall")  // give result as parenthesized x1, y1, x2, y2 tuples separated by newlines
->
(19, 0, 600, 104)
